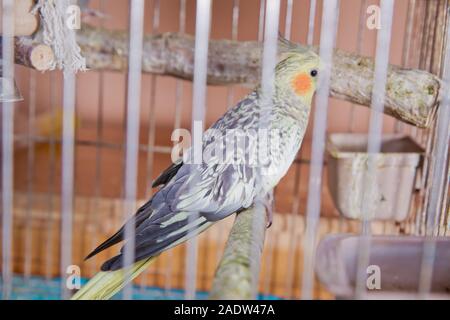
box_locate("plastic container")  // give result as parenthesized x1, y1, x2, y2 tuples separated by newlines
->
(0, 77, 23, 102)
(315, 234, 450, 299)
(326, 134, 424, 221)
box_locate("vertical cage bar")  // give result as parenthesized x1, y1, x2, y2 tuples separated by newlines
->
(409, 1, 427, 143)
(284, 0, 294, 40)
(213, 0, 242, 281)
(394, 0, 416, 134)
(418, 4, 450, 296)
(253, 0, 280, 299)
(438, 158, 450, 235)
(333, 0, 341, 46)
(231, 0, 240, 41)
(225, 0, 240, 110)
(165, 0, 187, 296)
(301, 0, 340, 300)
(141, 0, 160, 290)
(348, 0, 367, 132)
(419, 1, 450, 235)
(173, 0, 186, 131)
(184, 0, 212, 300)
(443, 162, 450, 235)
(406, 1, 433, 237)
(257, 0, 269, 296)
(258, 0, 281, 298)
(413, 1, 448, 236)
(23, 70, 37, 280)
(262, 0, 294, 296)
(45, 72, 58, 281)
(258, 0, 266, 42)
(90, 0, 107, 275)
(260, 0, 280, 109)
(284, 160, 302, 298)
(409, 0, 426, 70)
(1, 0, 15, 300)
(144, 0, 161, 197)
(355, 0, 394, 298)
(306, 0, 317, 46)
(211, 0, 242, 292)
(402, 0, 416, 74)
(60, 71, 76, 300)
(123, 0, 146, 300)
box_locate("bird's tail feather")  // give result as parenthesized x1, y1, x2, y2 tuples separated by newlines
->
(70, 257, 155, 300)
(71, 217, 211, 299)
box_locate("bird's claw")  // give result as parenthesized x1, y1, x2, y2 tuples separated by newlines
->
(266, 215, 273, 229)
(264, 191, 274, 229)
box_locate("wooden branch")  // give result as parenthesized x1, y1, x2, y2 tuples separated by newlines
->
(14, 39, 54, 71)
(327, 49, 440, 128)
(0, 38, 54, 71)
(209, 206, 267, 300)
(0, 0, 39, 36)
(9, 24, 443, 128)
(76, 26, 441, 128)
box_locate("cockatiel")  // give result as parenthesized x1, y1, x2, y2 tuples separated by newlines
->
(72, 48, 321, 300)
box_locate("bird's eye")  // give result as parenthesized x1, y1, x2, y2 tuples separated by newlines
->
(310, 69, 318, 77)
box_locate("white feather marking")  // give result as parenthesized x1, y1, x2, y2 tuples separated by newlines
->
(159, 216, 206, 242)
(160, 212, 188, 228)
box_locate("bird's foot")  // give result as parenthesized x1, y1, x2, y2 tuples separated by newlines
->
(263, 191, 274, 228)
(266, 209, 273, 229)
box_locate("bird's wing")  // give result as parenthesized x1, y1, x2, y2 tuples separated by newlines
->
(115, 142, 262, 267)
(156, 90, 263, 218)
(152, 91, 260, 191)
(165, 129, 261, 218)
(92, 92, 266, 270)
(84, 198, 154, 260)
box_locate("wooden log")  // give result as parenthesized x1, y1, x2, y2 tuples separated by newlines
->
(28, 44, 54, 71)
(0, 38, 54, 71)
(0, 0, 39, 36)
(209, 206, 267, 300)
(6, 24, 443, 128)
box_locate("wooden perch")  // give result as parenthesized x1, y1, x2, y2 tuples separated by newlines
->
(14, 39, 54, 71)
(1, 38, 54, 71)
(8, 24, 442, 128)
(76, 26, 441, 128)
(209, 205, 266, 300)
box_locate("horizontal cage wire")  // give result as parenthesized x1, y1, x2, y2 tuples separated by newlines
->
(0, 0, 449, 300)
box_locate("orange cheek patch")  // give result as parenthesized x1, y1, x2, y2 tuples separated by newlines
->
(292, 73, 312, 96)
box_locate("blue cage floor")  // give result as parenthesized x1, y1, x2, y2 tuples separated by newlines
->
(1, 276, 282, 300)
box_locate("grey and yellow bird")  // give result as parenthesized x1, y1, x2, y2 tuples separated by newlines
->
(72, 47, 321, 299)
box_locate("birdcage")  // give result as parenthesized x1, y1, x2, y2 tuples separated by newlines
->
(0, 0, 449, 300)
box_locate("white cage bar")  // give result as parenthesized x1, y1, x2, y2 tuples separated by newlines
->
(301, 0, 340, 300)
(122, 0, 146, 300)
(185, 0, 212, 300)
(1, 0, 15, 301)
(354, 0, 395, 298)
